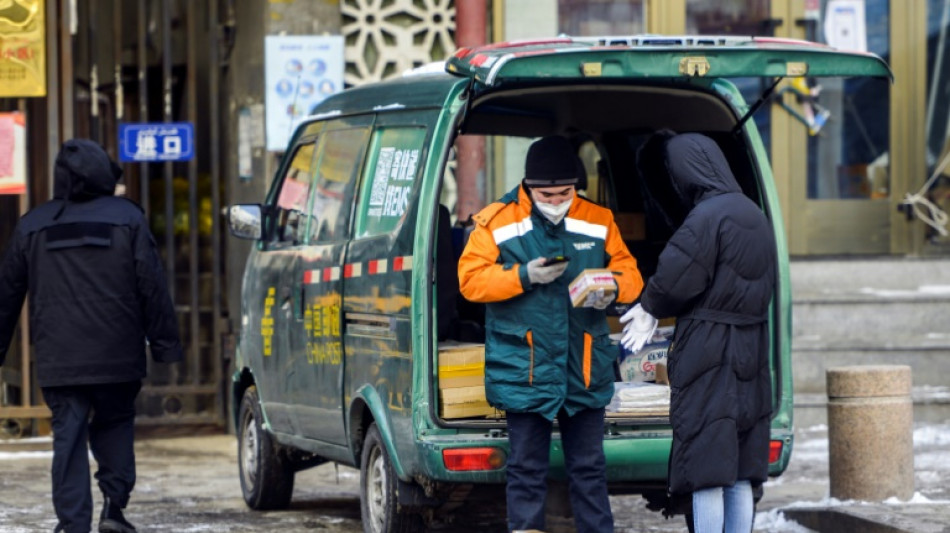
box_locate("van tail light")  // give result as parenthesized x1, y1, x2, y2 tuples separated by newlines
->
(443, 447, 507, 471)
(768, 440, 783, 464)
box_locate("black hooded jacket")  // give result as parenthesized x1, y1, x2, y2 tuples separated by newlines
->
(0, 139, 182, 387)
(639, 133, 776, 494)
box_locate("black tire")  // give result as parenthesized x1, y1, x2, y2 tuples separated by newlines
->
(360, 423, 423, 533)
(238, 385, 294, 510)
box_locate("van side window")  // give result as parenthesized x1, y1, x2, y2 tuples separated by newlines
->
(354, 126, 427, 238)
(306, 125, 372, 243)
(273, 142, 318, 243)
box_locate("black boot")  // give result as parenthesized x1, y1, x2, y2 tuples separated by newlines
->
(98, 496, 137, 533)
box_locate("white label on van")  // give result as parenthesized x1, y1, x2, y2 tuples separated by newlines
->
(368, 147, 420, 219)
(369, 147, 394, 207)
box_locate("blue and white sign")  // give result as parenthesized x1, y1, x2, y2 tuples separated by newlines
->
(119, 122, 195, 162)
(265, 35, 344, 152)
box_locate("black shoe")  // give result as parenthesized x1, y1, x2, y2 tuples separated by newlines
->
(98, 497, 137, 533)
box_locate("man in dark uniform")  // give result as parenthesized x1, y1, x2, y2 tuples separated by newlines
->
(0, 139, 183, 533)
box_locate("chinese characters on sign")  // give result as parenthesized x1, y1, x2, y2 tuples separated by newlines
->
(118, 122, 195, 162)
(367, 146, 419, 220)
(0, 0, 46, 97)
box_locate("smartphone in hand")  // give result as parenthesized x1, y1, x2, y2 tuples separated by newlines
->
(544, 256, 569, 266)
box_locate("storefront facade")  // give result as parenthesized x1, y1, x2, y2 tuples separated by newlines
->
(497, 0, 942, 256)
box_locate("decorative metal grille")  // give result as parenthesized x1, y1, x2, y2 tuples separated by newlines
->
(342, 0, 456, 86)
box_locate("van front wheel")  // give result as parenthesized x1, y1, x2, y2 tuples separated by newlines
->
(360, 423, 423, 532)
(238, 385, 294, 510)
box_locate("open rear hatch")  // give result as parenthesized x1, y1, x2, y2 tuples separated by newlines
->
(435, 35, 892, 428)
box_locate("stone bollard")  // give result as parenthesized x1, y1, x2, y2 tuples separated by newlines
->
(826, 365, 914, 501)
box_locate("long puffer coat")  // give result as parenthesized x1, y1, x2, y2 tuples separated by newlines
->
(639, 133, 776, 495)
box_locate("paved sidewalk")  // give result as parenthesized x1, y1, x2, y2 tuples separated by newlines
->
(1, 402, 948, 532)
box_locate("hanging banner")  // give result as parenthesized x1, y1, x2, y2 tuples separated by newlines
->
(0, 112, 27, 195)
(0, 0, 46, 97)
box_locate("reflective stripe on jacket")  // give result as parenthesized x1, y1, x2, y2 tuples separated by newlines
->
(458, 185, 643, 419)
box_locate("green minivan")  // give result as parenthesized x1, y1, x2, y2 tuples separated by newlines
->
(227, 35, 891, 531)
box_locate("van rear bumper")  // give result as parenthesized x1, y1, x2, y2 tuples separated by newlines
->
(415, 433, 673, 486)
(415, 428, 792, 486)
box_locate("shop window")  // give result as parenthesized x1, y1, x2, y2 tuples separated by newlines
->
(686, 1, 775, 158)
(807, 0, 890, 199)
(925, 0, 950, 224)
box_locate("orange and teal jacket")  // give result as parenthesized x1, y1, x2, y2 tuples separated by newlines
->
(458, 185, 643, 419)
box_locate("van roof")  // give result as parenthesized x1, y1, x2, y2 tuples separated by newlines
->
(446, 34, 893, 86)
(309, 73, 463, 117)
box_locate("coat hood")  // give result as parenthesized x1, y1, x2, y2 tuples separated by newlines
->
(53, 139, 122, 204)
(664, 133, 741, 210)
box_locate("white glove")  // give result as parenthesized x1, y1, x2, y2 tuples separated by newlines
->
(584, 288, 615, 310)
(619, 303, 658, 352)
(526, 257, 569, 285)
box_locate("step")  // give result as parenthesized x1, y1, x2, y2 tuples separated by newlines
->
(792, 348, 950, 394)
(789, 258, 950, 394)
(790, 258, 950, 297)
(792, 299, 950, 349)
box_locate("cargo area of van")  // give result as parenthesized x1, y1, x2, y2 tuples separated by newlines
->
(430, 83, 766, 426)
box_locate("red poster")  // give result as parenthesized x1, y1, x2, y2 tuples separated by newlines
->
(0, 111, 26, 195)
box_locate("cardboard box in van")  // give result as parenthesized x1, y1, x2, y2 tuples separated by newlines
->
(438, 343, 485, 389)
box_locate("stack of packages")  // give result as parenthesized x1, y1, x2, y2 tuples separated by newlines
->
(437, 343, 501, 419)
(607, 326, 674, 416)
(606, 382, 670, 415)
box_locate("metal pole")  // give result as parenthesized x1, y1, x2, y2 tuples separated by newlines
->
(88, 0, 99, 142)
(161, 0, 179, 388)
(59, 0, 75, 170)
(17, 193, 29, 409)
(45, 0, 61, 194)
(113, 0, 123, 160)
(162, 0, 174, 292)
(138, 0, 150, 217)
(209, 0, 224, 422)
(186, 0, 200, 379)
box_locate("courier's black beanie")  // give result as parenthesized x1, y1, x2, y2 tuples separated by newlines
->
(522, 136, 583, 188)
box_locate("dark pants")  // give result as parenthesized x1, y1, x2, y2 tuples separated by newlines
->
(42, 381, 142, 533)
(505, 407, 613, 533)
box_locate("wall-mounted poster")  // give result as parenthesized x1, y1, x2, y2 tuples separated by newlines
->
(265, 35, 344, 152)
(0, 112, 26, 195)
(0, 0, 46, 97)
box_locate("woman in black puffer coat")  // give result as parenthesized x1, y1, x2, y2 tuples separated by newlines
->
(623, 133, 776, 533)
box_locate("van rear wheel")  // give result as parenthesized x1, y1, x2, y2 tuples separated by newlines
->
(238, 385, 294, 510)
(360, 423, 423, 532)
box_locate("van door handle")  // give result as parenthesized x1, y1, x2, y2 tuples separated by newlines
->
(345, 313, 396, 338)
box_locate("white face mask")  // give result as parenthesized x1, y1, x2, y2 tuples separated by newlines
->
(535, 198, 572, 224)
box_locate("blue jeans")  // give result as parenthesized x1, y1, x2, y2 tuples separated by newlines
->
(692, 480, 754, 533)
(505, 407, 613, 533)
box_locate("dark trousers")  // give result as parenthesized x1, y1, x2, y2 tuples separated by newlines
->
(42, 381, 142, 533)
(505, 407, 614, 533)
